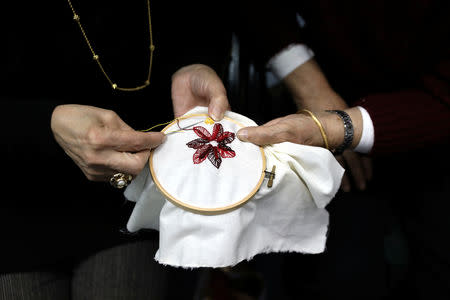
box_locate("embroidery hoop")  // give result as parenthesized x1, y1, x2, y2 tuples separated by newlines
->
(149, 113, 266, 215)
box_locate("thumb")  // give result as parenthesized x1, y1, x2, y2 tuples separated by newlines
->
(208, 94, 230, 121)
(189, 66, 229, 121)
(237, 125, 286, 146)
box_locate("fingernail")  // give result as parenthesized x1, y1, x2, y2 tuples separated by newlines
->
(237, 129, 248, 141)
(162, 134, 167, 143)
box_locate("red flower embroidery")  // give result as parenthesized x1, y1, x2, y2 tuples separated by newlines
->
(186, 123, 236, 169)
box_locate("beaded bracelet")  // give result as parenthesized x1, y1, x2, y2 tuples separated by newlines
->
(325, 110, 354, 155)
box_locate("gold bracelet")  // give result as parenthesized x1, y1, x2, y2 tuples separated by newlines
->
(297, 109, 330, 150)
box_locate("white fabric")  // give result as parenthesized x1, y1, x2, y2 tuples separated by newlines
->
(152, 116, 263, 209)
(354, 106, 375, 153)
(124, 107, 344, 268)
(266, 43, 315, 80)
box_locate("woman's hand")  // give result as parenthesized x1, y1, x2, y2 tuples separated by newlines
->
(237, 108, 371, 191)
(171, 64, 230, 120)
(281, 59, 372, 192)
(51, 104, 165, 181)
(237, 113, 330, 147)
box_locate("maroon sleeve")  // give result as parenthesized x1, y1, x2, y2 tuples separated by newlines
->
(355, 61, 450, 155)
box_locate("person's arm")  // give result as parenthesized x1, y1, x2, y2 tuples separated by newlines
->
(266, 49, 450, 153)
(236, 107, 363, 151)
(237, 69, 450, 156)
(269, 56, 372, 191)
(281, 59, 348, 110)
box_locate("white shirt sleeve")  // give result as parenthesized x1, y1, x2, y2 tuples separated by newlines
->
(266, 44, 315, 80)
(354, 106, 374, 153)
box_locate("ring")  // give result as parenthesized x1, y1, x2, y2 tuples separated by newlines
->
(110, 173, 133, 189)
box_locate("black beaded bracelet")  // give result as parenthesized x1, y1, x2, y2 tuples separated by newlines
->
(325, 110, 354, 155)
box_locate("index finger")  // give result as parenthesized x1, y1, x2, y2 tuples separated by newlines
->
(108, 130, 166, 152)
(237, 124, 288, 146)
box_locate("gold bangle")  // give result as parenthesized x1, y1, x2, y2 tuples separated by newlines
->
(297, 109, 330, 150)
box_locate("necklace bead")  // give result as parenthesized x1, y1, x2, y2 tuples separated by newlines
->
(67, 0, 154, 92)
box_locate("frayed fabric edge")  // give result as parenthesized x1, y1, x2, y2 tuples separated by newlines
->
(154, 238, 328, 269)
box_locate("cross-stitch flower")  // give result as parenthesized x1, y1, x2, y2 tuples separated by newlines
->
(186, 123, 236, 169)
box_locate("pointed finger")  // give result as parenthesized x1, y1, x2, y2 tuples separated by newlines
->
(237, 124, 287, 145)
(108, 130, 166, 152)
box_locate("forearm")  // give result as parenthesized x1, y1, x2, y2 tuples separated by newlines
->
(282, 59, 348, 110)
(281, 60, 450, 155)
(280, 60, 363, 151)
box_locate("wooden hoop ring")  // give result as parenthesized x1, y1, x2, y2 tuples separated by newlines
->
(149, 113, 266, 215)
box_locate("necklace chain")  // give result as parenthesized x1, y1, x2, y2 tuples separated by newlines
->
(66, 0, 154, 92)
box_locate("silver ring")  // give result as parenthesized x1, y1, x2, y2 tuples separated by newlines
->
(110, 173, 133, 189)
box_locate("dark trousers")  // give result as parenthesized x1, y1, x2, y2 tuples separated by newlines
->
(0, 239, 196, 300)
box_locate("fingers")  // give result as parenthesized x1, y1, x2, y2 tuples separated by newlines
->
(335, 155, 352, 192)
(336, 151, 372, 192)
(208, 94, 230, 121)
(81, 150, 151, 181)
(342, 150, 367, 191)
(107, 150, 152, 177)
(171, 64, 231, 120)
(86, 125, 165, 152)
(189, 65, 230, 121)
(237, 124, 289, 146)
(80, 129, 165, 181)
(195, 74, 229, 121)
(109, 130, 166, 152)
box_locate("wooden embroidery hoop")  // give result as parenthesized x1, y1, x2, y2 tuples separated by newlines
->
(149, 113, 266, 215)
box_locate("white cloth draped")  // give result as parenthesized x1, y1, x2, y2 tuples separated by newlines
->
(124, 107, 344, 268)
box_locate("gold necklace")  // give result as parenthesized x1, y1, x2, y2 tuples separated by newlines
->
(66, 0, 155, 91)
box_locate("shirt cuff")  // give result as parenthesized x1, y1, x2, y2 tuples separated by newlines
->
(354, 106, 374, 153)
(266, 44, 315, 80)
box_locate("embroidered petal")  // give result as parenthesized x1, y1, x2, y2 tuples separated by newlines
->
(217, 144, 236, 158)
(187, 123, 236, 168)
(217, 131, 235, 144)
(193, 144, 213, 164)
(210, 123, 224, 141)
(193, 126, 212, 140)
(186, 138, 209, 149)
(207, 146, 222, 169)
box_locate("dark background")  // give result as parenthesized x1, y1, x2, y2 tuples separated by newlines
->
(2, 1, 449, 299)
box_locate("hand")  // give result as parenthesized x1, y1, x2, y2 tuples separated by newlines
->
(171, 64, 230, 120)
(282, 60, 372, 191)
(51, 104, 165, 181)
(237, 113, 328, 147)
(237, 109, 371, 191)
(336, 150, 372, 192)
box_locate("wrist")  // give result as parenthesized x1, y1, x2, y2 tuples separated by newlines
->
(320, 107, 363, 151)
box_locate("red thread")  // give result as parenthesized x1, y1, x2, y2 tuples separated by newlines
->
(186, 123, 236, 169)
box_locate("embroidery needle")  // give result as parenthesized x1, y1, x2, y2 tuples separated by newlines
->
(165, 119, 204, 134)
